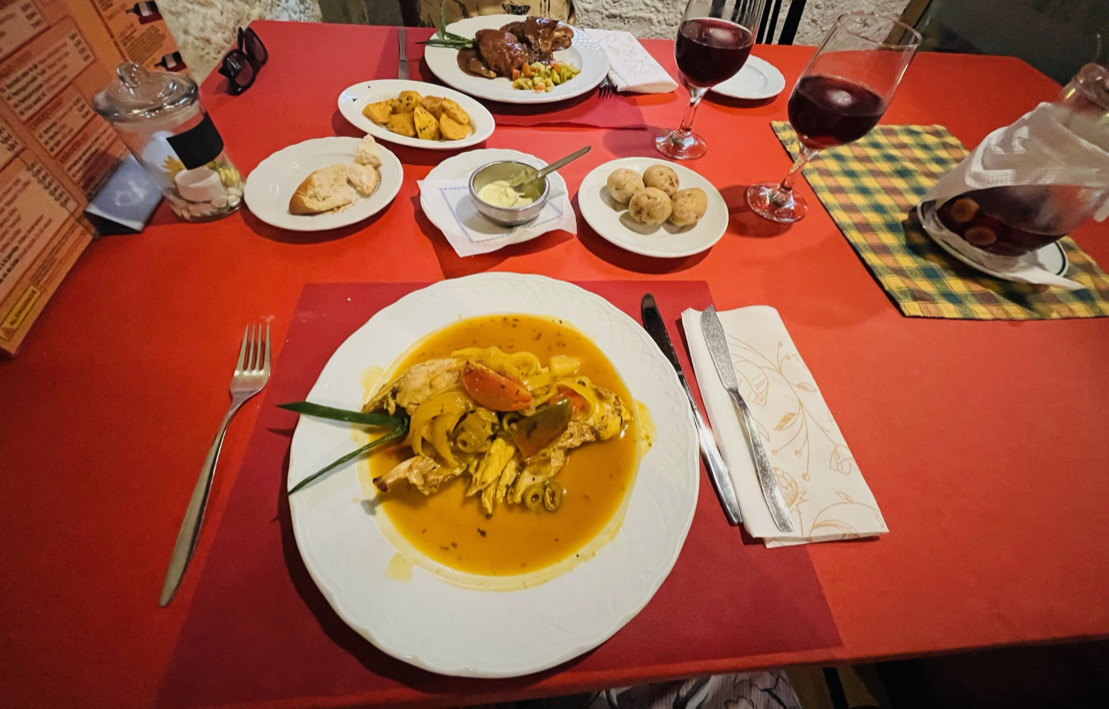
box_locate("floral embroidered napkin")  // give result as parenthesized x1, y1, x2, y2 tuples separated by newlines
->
(681, 306, 887, 546)
(584, 29, 677, 93)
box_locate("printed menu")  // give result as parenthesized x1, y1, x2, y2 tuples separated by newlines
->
(0, 0, 185, 356)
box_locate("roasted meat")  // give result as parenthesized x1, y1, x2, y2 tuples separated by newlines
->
(500, 17, 573, 61)
(455, 18, 573, 79)
(474, 29, 529, 77)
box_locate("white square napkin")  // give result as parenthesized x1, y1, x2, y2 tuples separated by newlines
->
(418, 177, 576, 257)
(584, 29, 677, 94)
(681, 306, 888, 546)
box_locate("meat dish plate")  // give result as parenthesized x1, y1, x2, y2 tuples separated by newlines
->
(422, 14, 608, 105)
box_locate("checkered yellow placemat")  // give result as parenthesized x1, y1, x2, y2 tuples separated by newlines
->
(771, 122, 1109, 320)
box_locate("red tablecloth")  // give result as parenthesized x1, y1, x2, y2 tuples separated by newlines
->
(3, 19, 1109, 709)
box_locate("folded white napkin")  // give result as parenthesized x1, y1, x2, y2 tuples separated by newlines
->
(681, 306, 888, 546)
(418, 177, 576, 257)
(584, 29, 677, 94)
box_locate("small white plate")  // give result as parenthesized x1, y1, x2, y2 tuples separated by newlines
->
(578, 158, 728, 258)
(918, 201, 1068, 280)
(419, 147, 570, 236)
(337, 79, 495, 150)
(244, 137, 402, 232)
(711, 56, 786, 100)
(424, 15, 608, 105)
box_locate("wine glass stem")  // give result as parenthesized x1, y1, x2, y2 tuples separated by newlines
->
(674, 86, 708, 139)
(773, 147, 820, 206)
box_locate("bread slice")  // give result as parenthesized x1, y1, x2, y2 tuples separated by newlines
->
(354, 135, 382, 167)
(288, 164, 353, 215)
(347, 163, 380, 197)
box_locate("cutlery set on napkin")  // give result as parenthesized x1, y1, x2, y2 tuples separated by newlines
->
(644, 294, 888, 546)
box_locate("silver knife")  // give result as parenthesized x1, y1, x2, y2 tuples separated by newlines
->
(397, 27, 410, 80)
(700, 306, 795, 533)
(640, 294, 743, 526)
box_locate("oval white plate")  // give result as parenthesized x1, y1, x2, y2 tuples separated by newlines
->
(579, 158, 729, 258)
(337, 79, 495, 150)
(244, 137, 402, 232)
(419, 148, 570, 239)
(711, 56, 786, 100)
(424, 15, 609, 105)
(287, 273, 698, 677)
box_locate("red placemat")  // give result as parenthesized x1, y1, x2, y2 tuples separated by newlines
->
(157, 281, 840, 708)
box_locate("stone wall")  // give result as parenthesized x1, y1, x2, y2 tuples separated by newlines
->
(164, 0, 912, 81)
(161, 0, 321, 80)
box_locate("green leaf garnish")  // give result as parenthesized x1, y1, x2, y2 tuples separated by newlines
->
(287, 417, 409, 495)
(277, 401, 400, 426)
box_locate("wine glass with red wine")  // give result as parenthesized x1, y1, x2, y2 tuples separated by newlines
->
(746, 12, 921, 222)
(656, 0, 766, 160)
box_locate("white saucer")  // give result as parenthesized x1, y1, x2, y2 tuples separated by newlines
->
(917, 201, 1068, 280)
(418, 148, 571, 247)
(244, 137, 403, 232)
(711, 56, 786, 100)
(578, 158, 728, 258)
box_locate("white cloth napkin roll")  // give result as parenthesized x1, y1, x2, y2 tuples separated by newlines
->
(680, 306, 888, 546)
(584, 29, 677, 94)
(418, 177, 576, 257)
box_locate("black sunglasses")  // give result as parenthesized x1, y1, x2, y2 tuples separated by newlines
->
(219, 27, 268, 95)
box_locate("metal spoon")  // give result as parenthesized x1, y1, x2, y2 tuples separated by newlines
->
(511, 146, 591, 193)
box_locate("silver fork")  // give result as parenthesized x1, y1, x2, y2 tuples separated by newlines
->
(160, 323, 271, 606)
(598, 76, 616, 98)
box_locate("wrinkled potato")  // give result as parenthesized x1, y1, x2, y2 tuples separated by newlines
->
(397, 90, 422, 112)
(414, 106, 440, 140)
(669, 187, 708, 227)
(386, 111, 417, 137)
(439, 112, 469, 141)
(643, 164, 680, 196)
(362, 100, 393, 125)
(628, 187, 673, 225)
(441, 99, 470, 125)
(606, 168, 644, 204)
(420, 95, 445, 117)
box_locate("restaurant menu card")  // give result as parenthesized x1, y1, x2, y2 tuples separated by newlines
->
(0, 0, 185, 356)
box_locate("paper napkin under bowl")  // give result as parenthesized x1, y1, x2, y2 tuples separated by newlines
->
(681, 306, 888, 546)
(418, 177, 576, 257)
(584, 29, 677, 94)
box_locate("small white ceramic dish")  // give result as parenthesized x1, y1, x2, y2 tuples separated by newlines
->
(244, 137, 402, 232)
(711, 56, 787, 100)
(337, 79, 495, 150)
(578, 157, 729, 258)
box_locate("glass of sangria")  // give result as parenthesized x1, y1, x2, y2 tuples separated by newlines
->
(655, 0, 764, 160)
(746, 12, 921, 222)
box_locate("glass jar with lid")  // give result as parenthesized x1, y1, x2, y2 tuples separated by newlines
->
(94, 62, 243, 222)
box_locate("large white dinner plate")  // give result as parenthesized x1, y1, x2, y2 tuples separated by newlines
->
(424, 15, 609, 104)
(287, 273, 698, 677)
(337, 79, 495, 150)
(711, 56, 786, 101)
(244, 137, 402, 232)
(579, 158, 729, 258)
